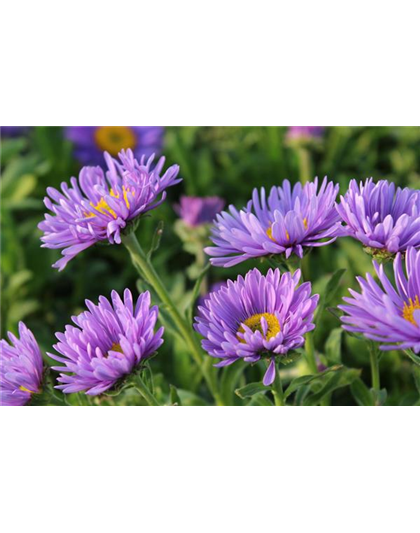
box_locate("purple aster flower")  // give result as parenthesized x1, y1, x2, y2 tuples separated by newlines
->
(175, 196, 225, 226)
(38, 150, 181, 270)
(194, 268, 318, 385)
(205, 177, 341, 267)
(1, 126, 29, 137)
(0, 322, 44, 406)
(287, 126, 324, 140)
(339, 247, 420, 352)
(65, 126, 164, 166)
(336, 178, 420, 257)
(49, 289, 164, 396)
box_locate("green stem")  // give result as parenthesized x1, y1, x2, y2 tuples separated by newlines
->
(272, 364, 285, 406)
(305, 331, 318, 374)
(296, 146, 312, 185)
(369, 343, 380, 393)
(133, 373, 160, 406)
(122, 232, 223, 405)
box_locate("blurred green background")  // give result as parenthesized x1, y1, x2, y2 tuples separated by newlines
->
(1, 126, 420, 405)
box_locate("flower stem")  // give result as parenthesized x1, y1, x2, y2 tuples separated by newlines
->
(369, 343, 381, 393)
(122, 232, 223, 405)
(272, 365, 285, 406)
(296, 146, 312, 185)
(133, 373, 160, 406)
(305, 331, 318, 374)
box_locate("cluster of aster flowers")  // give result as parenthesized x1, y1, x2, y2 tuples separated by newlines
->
(38, 149, 181, 270)
(0, 290, 164, 405)
(65, 126, 164, 165)
(5, 132, 420, 406)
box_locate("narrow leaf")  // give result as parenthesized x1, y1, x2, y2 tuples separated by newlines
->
(147, 221, 164, 260)
(350, 378, 375, 406)
(235, 382, 269, 400)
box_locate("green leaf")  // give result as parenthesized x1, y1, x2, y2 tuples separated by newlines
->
(303, 368, 360, 406)
(220, 360, 247, 405)
(404, 349, 420, 367)
(295, 385, 311, 406)
(350, 378, 375, 406)
(177, 389, 208, 406)
(250, 393, 274, 406)
(169, 385, 182, 406)
(71, 392, 92, 406)
(315, 269, 346, 322)
(235, 382, 269, 400)
(9, 174, 37, 202)
(0, 137, 27, 164)
(147, 221, 164, 260)
(278, 349, 303, 366)
(413, 366, 420, 396)
(283, 365, 343, 400)
(325, 328, 343, 364)
(371, 388, 388, 406)
(4, 269, 32, 297)
(186, 263, 211, 323)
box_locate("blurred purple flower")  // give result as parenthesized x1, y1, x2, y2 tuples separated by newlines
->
(194, 268, 318, 385)
(197, 281, 226, 309)
(38, 150, 181, 270)
(337, 179, 420, 256)
(175, 196, 225, 226)
(49, 289, 164, 396)
(205, 177, 341, 267)
(1, 126, 28, 137)
(339, 247, 420, 352)
(65, 126, 164, 166)
(287, 127, 324, 140)
(0, 322, 44, 406)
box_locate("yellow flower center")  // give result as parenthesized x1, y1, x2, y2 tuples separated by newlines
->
(402, 296, 420, 325)
(94, 126, 136, 155)
(109, 342, 124, 355)
(19, 385, 35, 394)
(266, 218, 307, 242)
(237, 312, 281, 342)
(85, 186, 134, 219)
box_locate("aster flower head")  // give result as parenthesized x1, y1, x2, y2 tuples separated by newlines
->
(287, 126, 324, 140)
(339, 247, 420, 353)
(175, 196, 225, 227)
(205, 177, 341, 267)
(337, 179, 420, 258)
(38, 149, 181, 270)
(65, 126, 164, 166)
(49, 289, 164, 396)
(1, 126, 29, 137)
(0, 322, 44, 406)
(194, 268, 318, 385)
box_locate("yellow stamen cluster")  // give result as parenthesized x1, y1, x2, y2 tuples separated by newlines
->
(94, 126, 136, 155)
(109, 342, 124, 355)
(19, 385, 35, 394)
(402, 296, 420, 326)
(266, 217, 308, 242)
(237, 312, 281, 342)
(85, 186, 134, 219)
